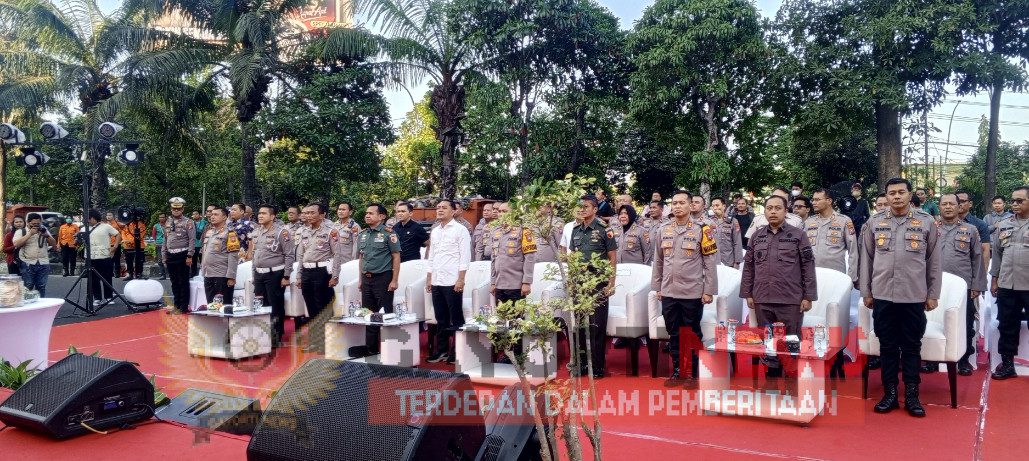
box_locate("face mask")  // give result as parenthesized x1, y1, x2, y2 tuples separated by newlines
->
(852, 190, 861, 198)
(791, 190, 801, 197)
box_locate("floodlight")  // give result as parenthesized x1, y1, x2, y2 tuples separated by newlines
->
(117, 143, 143, 166)
(0, 123, 26, 143)
(39, 122, 69, 140)
(97, 122, 123, 139)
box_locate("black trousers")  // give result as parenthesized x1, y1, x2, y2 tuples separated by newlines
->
(362, 271, 395, 353)
(113, 246, 123, 276)
(960, 289, 977, 362)
(204, 277, 233, 306)
(254, 270, 287, 339)
(753, 303, 803, 337)
(431, 285, 464, 355)
(191, 251, 202, 277)
(996, 288, 1029, 357)
(873, 300, 927, 387)
(124, 248, 145, 277)
(167, 252, 191, 312)
(89, 258, 114, 301)
(60, 245, 77, 274)
(662, 297, 703, 365)
(576, 283, 610, 372)
(496, 289, 526, 355)
(300, 267, 334, 349)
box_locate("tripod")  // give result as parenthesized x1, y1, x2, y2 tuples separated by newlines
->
(64, 145, 131, 317)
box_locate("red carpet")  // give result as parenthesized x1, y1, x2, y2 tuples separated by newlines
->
(0, 311, 1024, 460)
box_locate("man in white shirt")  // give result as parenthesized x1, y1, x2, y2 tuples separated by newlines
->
(425, 199, 471, 364)
(14, 213, 57, 297)
(86, 210, 121, 305)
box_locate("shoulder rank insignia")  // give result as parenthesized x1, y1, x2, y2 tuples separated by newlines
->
(329, 229, 340, 241)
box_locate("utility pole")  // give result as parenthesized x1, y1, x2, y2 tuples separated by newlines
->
(923, 108, 930, 189)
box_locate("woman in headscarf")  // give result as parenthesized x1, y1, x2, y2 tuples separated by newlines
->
(615, 205, 651, 265)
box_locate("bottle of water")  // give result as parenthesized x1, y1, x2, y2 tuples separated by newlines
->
(348, 301, 357, 318)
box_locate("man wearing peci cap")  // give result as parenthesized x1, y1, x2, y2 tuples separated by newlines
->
(163, 197, 196, 314)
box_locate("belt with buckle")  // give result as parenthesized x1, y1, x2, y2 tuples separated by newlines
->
(168, 248, 188, 254)
(302, 261, 331, 269)
(255, 264, 285, 274)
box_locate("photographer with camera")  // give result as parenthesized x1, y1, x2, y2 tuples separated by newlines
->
(120, 207, 148, 280)
(13, 213, 57, 297)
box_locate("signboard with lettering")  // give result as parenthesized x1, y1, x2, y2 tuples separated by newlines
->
(290, 0, 354, 31)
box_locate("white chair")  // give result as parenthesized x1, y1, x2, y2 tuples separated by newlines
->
(234, 261, 253, 304)
(424, 260, 492, 325)
(859, 272, 967, 408)
(605, 263, 652, 375)
(285, 262, 307, 317)
(333, 260, 362, 316)
(396, 259, 429, 318)
(746, 267, 852, 347)
(647, 265, 742, 377)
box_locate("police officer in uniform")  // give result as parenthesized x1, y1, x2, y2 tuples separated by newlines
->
(357, 203, 401, 355)
(162, 197, 196, 314)
(990, 185, 1029, 380)
(614, 205, 651, 264)
(473, 203, 497, 261)
(653, 190, 718, 382)
(569, 195, 618, 378)
(251, 204, 296, 346)
(295, 203, 344, 352)
(690, 196, 716, 228)
(919, 194, 986, 376)
(490, 202, 537, 361)
(860, 178, 942, 417)
(201, 206, 240, 305)
(334, 201, 361, 265)
(710, 197, 743, 268)
(806, 188, 859, 284)
(742, 195, 817, 377)
(533, 203, 564, 263)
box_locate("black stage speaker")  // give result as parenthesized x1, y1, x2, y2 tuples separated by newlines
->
(247, 359, 486, 461)
(155, 388, 261, 435)
(0, 354, 154, 438)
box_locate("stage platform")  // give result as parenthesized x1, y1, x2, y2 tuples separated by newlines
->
(0, 310, 1025, 460)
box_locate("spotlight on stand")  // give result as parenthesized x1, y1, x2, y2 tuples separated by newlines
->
(97, 122, 123, 139)
(15, 147, 50, 173)
(117, 143, 142, 166)
(39, 122, 69, 140)
(1, 123, 26, 143)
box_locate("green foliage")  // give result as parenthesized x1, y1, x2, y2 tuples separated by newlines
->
(953, 121, 1029, 205)
(460, 78, 517, 199)
(0, 359, 37, 390)
(352, 94, 440, 204)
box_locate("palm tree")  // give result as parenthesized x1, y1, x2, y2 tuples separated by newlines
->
(0, 0, 209, 209)
(122, 0, 323, 206)
(320, 0, 479, 199)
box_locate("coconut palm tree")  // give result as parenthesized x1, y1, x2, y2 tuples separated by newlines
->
(0, 0, 210, 209)
(319, 0, 480, 199)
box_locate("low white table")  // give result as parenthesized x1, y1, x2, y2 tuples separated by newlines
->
(325, 316, 422, 367)
(187, 307, 273, 359)
(455, 324, 557, 385)
(0, 298, 63, 370)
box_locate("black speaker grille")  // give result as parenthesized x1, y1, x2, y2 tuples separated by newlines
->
(480, 434, 505, 461)
(249, 359, 484, 461)
(3, 354, 118, 417)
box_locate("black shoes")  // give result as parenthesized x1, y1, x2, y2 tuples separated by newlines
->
(867, 356, 881, 370)
(612, 338, 627, 349)
(957, 360, 974, 376)
(904, 387, 926, 417)
(992, 356, 1017, 380)
(920, 361, 939, 373)
(874, 386, 900, 413)
(427, 352, 449, 363)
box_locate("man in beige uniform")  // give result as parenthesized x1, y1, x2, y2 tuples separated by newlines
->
(806, 188, 859, 284)
(201, 206, 240, 306)
(989, 185, 1029, 380)
(690, 196, 716, 228)
(334, 201, 361, 265)
(921, 193, 986, 376)
(533, 203, 564, 263)
(473, 202, 497, 261)
(653, 190, 718, 382)
(860, 178, 942, 417)
(710, 197, 743, 268)
(295, 203, 344, 352)
(251, 204, 296, 346)
(490, 203, 537, 361)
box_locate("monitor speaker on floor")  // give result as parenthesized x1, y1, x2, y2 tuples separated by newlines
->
(247, 358, 487, 461)
(155, 388, 261, 435)
(0, 353, 154, 439)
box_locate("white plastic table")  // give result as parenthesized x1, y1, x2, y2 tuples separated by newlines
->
(325, 316, 422, 367)
(0, 298, 63, 370)
(455, 324, 557, 385)
(187, 306, 273, 359)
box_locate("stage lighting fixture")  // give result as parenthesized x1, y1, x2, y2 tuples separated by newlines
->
(117, 143, 143, 166)
(16, 147, 49, 173)
(97, 122, 123, 139)
(39, 122, 69, 140)
(1, 123, 26, 143)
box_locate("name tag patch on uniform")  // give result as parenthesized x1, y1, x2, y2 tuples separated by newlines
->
(374, 234, 385, 242)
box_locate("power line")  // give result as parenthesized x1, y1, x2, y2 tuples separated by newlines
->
(945, 100, 1029, 111)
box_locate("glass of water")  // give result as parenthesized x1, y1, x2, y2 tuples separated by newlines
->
(252, 296, 264, 310)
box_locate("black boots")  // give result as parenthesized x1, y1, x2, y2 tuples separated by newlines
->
(904, 386, 926, 417)
(874, 386, 900, 413)
(992, 355, 1017, 380)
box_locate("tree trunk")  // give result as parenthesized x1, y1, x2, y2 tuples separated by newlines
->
(985, 79, 1002, 215)
(568, 102, 586, 173)
(241, 120, 259, 207)
(90, 146, 109, 209)
(430, 78, 466, 200)
(874, 102, 902, 187)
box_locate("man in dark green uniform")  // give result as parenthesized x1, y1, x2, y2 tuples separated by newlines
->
(569, 195, 618, 378)
(357, 203, 401, 355)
